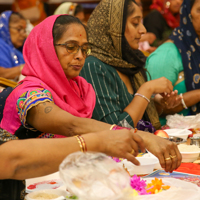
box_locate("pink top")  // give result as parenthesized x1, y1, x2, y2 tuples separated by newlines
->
(1, 15, 96, 137)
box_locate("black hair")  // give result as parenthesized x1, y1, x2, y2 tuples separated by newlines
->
(127, 0, 138, 17)
(53, 15, 87, 43)
(74, 4, 84, 17)
(9, 12, 25, 23)
(190, 0, 195, 9)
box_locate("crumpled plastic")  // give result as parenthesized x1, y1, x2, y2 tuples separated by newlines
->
(59, 152, 133, 200)
(166, 114, 200, 129)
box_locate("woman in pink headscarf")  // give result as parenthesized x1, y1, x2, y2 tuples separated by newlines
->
(144, 0, 183, 47)
(0, 15, 101, 139)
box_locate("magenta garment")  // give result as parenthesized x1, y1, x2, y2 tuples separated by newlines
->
(1, 15, 96, 136)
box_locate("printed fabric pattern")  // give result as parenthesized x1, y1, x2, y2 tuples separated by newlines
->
(17, 88, 53, 129)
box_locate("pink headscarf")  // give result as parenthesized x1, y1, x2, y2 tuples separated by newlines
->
(1, 15, 96, 135)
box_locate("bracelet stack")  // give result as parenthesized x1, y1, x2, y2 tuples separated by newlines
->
(74, 135, 87, 152)
(180, 93, 188, 109)
(110, 124, 137, 133)
(135, 93, 150, 103)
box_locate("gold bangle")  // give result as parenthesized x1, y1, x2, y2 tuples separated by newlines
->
(79, 135, 87, 152)
(110, 124, 116, 130)
(74, 135, 84, 152)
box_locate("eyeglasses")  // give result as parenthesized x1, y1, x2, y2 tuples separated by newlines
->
(9, 26, 27, 34)
(54, 42, 92, 57)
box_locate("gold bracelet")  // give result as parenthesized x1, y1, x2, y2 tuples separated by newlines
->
(110, 124, 116, 130)
(79, 135, 87, 152)
(74, 135, 84, 152)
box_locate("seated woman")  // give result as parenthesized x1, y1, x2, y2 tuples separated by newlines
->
(145, 0, 200, 126)
(80, 0, 180, 132)
(0, 11, 26, 80)
(0, 14, 181, 173)
(143, 0, 182, 47)
(54, 2, 85, 23)
(12, 0, 47, 26)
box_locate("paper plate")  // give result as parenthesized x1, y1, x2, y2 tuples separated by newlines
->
(134, 177, 200, 200)
(26, 172, 64, 193)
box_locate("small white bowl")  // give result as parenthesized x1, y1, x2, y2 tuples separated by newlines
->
(121, 157, 159, 175)
(25, 189, 67, 200)
(164, 129, 192, 140)
(181, 151, 200, 163)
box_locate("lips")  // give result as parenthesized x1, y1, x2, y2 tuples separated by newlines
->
(71, 65, 82, 70)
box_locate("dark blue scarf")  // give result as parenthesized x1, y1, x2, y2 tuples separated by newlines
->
(169, 0, 200, 114)
(0, 11, 25, 68)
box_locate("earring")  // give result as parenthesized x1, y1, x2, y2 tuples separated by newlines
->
(166, 1, 170, 9)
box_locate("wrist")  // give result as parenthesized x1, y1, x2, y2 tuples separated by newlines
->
(138, 82, 153, 97)
(19, 65, 23, 73)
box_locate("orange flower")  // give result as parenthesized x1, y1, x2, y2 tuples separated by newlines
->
(146, 178, 170, 194)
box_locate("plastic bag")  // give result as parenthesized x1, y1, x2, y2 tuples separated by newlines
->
(166, 114, 200, 129)
(134, 178, 200, 200)
(59, 152, 133, 200)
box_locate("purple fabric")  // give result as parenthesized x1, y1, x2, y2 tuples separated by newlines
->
(137, 119, 156, 133)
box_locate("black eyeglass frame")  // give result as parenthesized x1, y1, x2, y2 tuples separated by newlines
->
(54, 42, 92, 57)
(9, 26, 27, 34)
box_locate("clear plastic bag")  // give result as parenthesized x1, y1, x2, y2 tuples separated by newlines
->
(166, 114, 200, 129)
(59, 152, 133, 200)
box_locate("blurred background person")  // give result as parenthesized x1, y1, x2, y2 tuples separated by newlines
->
(144, 0, 183, 47)
(54, 2, 85, 23)
(145, 0, 200, 126)
(135, 0, 157, 54)
(12, 0, 48, 26)
(0, 11, 26, 81)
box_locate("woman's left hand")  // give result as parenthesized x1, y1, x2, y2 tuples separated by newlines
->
(138, 131, 182, 172)
(154, 90, 182, 109)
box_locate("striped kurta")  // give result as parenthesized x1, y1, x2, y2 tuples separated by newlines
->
(80, 56, 135, 127)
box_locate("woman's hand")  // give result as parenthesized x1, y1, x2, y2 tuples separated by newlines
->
(98, 129, 146, 166)
(138, 131, 182, 172)
(154, 91, 182, 109)
(146, 77, 173, 94)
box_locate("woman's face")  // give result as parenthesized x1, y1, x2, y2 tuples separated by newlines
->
(54, 24, 88, 80)
(191, 0, 200, 38)
(124, 2, 146, 50)
(169, 0, 183, 14)
(9, 18, 27, 48)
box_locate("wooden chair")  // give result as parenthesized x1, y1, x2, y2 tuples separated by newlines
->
(0, 77, 17, 88)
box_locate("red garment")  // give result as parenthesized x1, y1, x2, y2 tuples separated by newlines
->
(150, 0, 180, 29)
(175, 163, 200, 175)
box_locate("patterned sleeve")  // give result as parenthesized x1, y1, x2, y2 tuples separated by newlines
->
(17, 88, 54, 128)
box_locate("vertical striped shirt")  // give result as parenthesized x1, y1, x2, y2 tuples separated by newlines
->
(80, 56, 135, 127)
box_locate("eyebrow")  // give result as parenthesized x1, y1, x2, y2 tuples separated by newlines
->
(64, 40, 89, 45)
(131, 16, 142, 20)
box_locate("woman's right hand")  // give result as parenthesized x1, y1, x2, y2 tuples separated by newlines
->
(147, 77, 173, 95)
(97, 129, 146, 166)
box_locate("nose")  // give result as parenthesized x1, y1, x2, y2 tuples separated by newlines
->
(139, 23, 146, 35)
(74, 47, 84, 60)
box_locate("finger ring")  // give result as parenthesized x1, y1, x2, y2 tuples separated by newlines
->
(164, 102, 168, 106)
(130, 149, 135, 155)
(165, 157, 171, 161)
(170, 155, 176, 159)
